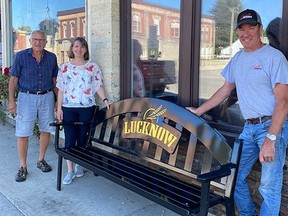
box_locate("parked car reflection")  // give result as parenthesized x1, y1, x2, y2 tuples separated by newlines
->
(139, 59, 176, 96)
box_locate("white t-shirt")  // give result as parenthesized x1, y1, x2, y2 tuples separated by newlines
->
(222, 44, 288, 119)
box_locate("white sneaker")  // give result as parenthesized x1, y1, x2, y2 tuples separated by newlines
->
(74, 164, 84, 178)
(63, 172, 75, 185)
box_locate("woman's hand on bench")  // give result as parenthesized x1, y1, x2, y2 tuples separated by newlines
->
(103, 98, 111, 109)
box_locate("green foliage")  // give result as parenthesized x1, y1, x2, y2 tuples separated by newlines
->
(0, 101, 6, 125)
(33, 121, 41, 139)
(209, 0, 244, 54)
(0, 69, 40, 139)
(18, 25, 32, 32)
(0, 69, 10, 125)
(0, 73, 10, 100)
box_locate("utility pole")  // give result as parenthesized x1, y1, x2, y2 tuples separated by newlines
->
(229, 8, 235, 57)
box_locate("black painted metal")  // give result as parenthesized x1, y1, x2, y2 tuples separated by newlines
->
(50, 97, 242, 216)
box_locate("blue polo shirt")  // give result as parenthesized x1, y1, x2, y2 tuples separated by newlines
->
(10, 48, 58, 92)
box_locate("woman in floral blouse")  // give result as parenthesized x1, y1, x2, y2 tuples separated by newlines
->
(56, 37, 110, 185)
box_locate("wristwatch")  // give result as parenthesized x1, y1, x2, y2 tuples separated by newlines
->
(266, 133, 277, 141)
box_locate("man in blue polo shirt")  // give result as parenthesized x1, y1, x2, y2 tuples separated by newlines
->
(9, 30, 58, 182)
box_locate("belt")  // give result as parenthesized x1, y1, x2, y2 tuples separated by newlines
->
(20, 89, 52, 95)
(246, 115, 272, 124)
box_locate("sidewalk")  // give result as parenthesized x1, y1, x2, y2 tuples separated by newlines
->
(0, 122, 179, 216)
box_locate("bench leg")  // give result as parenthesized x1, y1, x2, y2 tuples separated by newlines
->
(57, 155, 63, 191)
(224, 197, 235, 216)
(199, 182, 209, 216)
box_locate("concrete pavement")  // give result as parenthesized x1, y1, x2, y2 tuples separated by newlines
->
(0, 122, 179, 216)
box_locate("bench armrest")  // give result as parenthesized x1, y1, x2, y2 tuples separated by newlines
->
(197, 163, 236, 183)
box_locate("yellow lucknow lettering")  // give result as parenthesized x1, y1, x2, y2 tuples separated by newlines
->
(142, 121, 150, 135)
(129, 121, 134, 133)
(131, 121, 136, 133)
(156, 127, 164, 141)
(123, 120, 177, 147)
(164, 133, 178, 147)
(149, 123, 158, 137)
(136, 120, 142, 133)
(123, 122, 130, 134)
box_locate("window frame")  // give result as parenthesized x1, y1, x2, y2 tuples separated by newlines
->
(171, 20, 180, 38)
(63, 22, 67, 38)
(120, 0, 288, 138)
(132, 12, 141, 33)
(70, 21, 75, 37)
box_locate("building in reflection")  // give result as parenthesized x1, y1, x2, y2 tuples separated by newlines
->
(53, 2, 215, 95)
(56, 7, 85, 64)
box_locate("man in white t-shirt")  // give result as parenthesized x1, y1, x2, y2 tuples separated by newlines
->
(187, 9, 288, 215)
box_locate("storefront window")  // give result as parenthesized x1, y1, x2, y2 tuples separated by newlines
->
(131, 0, 180, 103)
(200, 0, 282, 128)
(12, 0, 85, 64)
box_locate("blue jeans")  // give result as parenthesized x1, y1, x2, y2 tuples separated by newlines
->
(63, 106, 96, 149)
(234, 119, 288, 216)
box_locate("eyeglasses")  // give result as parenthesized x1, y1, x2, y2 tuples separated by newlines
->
(31, 38, 47, 43)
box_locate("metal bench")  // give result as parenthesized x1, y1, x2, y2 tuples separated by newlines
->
(51, 98, 242, 216)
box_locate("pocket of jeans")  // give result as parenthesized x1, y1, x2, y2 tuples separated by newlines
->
(262, 119, 272, 131)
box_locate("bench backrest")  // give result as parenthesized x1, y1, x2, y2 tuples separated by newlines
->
(89, 97, 241, 198)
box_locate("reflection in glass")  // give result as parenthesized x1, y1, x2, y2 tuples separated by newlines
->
(12, 0, 85, 64)
(266, 17, 281, 50)
(131, 0, 180, 102)
(132, 39, 145, 97)
(200, 0, 282, 127)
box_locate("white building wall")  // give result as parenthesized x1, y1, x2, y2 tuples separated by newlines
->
(88, 0, 120, 103)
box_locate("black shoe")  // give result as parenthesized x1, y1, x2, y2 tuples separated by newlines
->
(15, 167, 28, 182)
(37, 159, 52, 172)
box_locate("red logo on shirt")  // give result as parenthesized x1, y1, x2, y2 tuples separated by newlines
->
(250, 65, 262, 69)
(62, 65, 68, 73)
(86, 65, 94, 72)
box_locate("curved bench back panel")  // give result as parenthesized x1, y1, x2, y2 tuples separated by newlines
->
(106, 98, 231, 161)
(90, 98, 236, 193)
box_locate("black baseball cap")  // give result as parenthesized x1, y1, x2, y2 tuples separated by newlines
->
(236, 9, 262, 28)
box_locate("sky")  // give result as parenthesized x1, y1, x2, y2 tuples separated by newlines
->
(144, 0, 282, 28)
(144, 0, 180, 9)
(202, 0, 282, 28)
(13, 0, 85, 29)
(13, 0, 282, 30)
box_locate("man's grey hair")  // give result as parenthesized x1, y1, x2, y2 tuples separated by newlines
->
(30, 30, 47, 39)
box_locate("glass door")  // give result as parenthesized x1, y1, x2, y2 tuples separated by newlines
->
(131, 0, 181, 103)
(12, 0, 85, 64)
(199, 0, 283, 128)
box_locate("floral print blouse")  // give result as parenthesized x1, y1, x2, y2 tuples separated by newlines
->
(56, 61, 104, 107)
